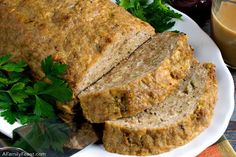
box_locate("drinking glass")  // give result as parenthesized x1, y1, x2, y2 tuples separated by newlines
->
(212, 0, 236, 68)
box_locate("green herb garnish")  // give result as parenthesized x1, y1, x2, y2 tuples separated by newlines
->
(116, 0, 182, 32)
(0, 54, 72, 152)
(0, 54, 72, 124)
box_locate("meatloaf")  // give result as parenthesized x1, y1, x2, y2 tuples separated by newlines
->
(103, 62, 218, 156)
(0, 0, 155, 116)
(79, 32, 193, 123)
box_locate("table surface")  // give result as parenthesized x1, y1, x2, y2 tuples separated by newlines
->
(226, 69, 236, 150)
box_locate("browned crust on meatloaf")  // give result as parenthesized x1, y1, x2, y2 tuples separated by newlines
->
(0, 0, 154, 118)
(79, 33, 193, 123)
(103, 63, 217, 156)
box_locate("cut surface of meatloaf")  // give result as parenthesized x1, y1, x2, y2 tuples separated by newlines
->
(79, 32, 193, 123)
(103, 62, 218, 156)
(0, 0, 155, 116)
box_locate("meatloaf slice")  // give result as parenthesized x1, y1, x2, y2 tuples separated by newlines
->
(0, 0, 154, 112)
(103, 62, 218, 156)
(79, 32, 193, 123)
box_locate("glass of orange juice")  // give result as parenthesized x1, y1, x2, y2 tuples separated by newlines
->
(212, 0, 236, 68)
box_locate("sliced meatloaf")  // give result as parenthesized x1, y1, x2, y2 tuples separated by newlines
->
(79, 32, 193, 123)
(0, 0, 155, 116)
(103, 62, 218, 156)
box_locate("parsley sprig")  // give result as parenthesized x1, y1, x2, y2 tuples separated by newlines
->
(117, 0, 182, 32)
(0, 54, 72, 125)
(0, 54, 72, 152)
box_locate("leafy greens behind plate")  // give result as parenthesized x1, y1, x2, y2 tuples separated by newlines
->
(116, 0, 182, 32)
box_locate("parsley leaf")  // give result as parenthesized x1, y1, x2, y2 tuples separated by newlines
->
(34, 96, 55, 118)
(0, 110, 17, 125)
(0, 54, 12, 66)
(117, 0, 146, 20)
(9, 82, 28, 104)
(37, 80, 72, 102)
(0, 92, 12, 107)
(18, 115, 39, 124)
(0, 54, 27, 72)
(1, 61, 27, 72)
(41, 55, 67, 78)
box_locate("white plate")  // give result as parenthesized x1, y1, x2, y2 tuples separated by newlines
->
(0, 5, 234, 157)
